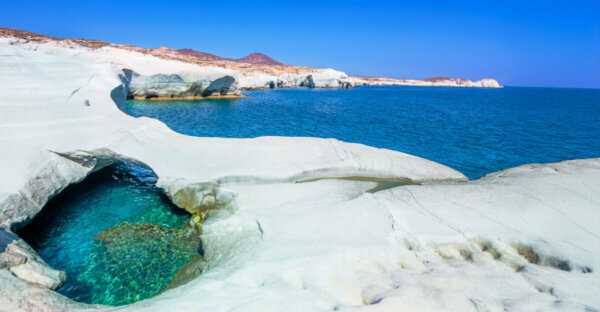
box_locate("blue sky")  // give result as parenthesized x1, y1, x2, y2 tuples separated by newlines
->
(1, 0, 599, 88)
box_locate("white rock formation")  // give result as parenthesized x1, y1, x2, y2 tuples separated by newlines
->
(238, 68, 354, 90)
(134, 159, 600, 312)
(351, 76, 502, 88)
(128, 72, 240, 99)
(0, 35, 597, 312)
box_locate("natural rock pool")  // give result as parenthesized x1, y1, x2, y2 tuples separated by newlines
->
(18, 163, 200, 306)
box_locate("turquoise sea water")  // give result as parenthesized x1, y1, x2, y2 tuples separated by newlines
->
(18, 163, 199, 306)
(127, 86, 600, 179)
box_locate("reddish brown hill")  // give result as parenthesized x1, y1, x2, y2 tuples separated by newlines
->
(177, 48, 230, 61)
(0, 27, 284, 66)
(176, 49, 283, 65)
(237, 52, 283, 66)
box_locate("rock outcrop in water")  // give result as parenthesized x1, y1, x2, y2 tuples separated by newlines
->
(128, 73, 240, 100)
(0, 27, 596, 312)
(0, 228, 65, 291)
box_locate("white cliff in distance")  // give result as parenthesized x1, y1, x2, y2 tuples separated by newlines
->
(350, 76, 502, 88)
(0, 27, 501, 99)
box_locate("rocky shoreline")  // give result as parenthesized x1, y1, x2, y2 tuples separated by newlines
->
(350, 75, 502, 88)
(0, 27, 597, 312)
(0, 27, 501, 101)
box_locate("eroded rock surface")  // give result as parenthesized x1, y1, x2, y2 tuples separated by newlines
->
(128, 73, 240, 100)
(0, 29, 596, 312)
(350, 75, 502, 88)
(0, 27, 501, 92)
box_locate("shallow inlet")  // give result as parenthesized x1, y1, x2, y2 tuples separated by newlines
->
(18, 163, 201, 306)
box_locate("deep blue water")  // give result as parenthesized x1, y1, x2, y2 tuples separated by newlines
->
(19, 163, 199, 306)
(126, 86, 600, 179)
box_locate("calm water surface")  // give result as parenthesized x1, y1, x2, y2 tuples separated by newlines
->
(126, 86, 600, 179)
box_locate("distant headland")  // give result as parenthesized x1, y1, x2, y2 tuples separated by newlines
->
(0, 27, 501, 91)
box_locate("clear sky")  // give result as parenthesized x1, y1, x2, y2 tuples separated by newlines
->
(1, 0, 599, 88)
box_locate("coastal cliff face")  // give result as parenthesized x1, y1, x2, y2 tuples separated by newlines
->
(128, 73, 240, 100)
(0, 28, 355, 99)
(350, 75, 502, 88)
(0, 27, 502, 96)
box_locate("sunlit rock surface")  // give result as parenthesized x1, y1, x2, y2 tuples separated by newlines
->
(0, 27, 356, 94)
(128, 73, 240, 100)
(0, 31, 597, 312)
(350, 75, 502, 88)
(239, 69, 354, 90)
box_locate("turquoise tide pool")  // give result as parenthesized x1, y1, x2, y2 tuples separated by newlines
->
(18, 163, 200, 306)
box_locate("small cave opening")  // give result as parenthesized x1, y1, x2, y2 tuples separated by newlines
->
(17, 162, 202, 306)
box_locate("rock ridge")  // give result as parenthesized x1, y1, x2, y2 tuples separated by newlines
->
(0, 27, 501, 91)
(351, 75, 502, 88)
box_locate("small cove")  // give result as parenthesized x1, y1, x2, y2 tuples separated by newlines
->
(18, 163, 200, 306)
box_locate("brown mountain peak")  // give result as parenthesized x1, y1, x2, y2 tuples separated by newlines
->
(237, 52, 283, 66)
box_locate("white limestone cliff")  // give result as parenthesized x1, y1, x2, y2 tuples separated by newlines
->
(239, 69, 354, 90)
(351, 76, 502, 88)
(0, 27, 502, 93)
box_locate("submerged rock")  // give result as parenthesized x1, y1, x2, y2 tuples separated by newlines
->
(88, 222, 201, 305)
(94, 221, 200, 251)
(163, 254, 205, 291)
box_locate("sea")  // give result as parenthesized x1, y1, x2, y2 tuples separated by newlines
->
(127, 85, 600, 180)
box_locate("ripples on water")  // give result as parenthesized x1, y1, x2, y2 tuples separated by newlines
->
(126, 86, 600, 179)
